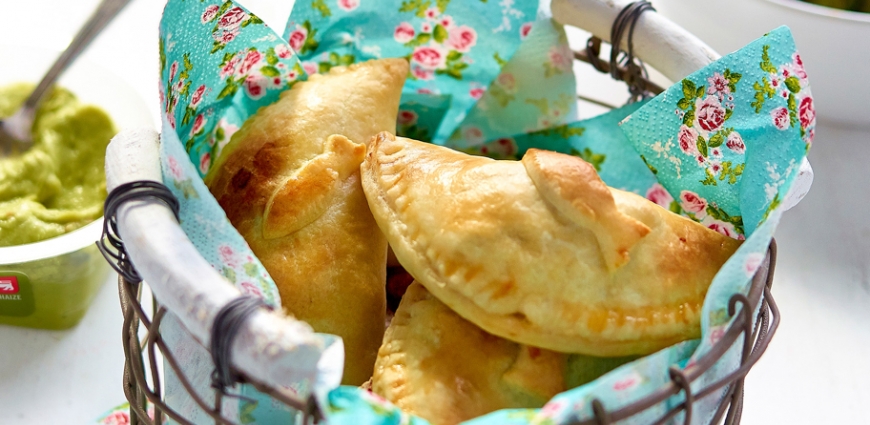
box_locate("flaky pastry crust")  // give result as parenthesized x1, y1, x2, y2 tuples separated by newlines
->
(373, 282, 566, 425)
(361, 133, 741, 356)
(205, 59, 408, 384)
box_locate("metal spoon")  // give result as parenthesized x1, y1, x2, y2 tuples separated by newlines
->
(0, 0, 133, 156)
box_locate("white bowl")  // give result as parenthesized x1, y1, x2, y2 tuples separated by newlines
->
(0, 44, 153, 329)
(652, 0, 870, 128)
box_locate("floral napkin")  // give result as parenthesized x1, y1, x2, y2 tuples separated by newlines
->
(306, 26, 813, 425)
(284, 0, 548, 144)
(148, 0, 813, 421)
(153, 0, 581, 423)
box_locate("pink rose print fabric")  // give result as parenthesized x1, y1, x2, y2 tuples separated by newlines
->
(694, 95, 726, 132)
(393, 22, 415, 43)
(314, 22, 805, 425)
(102, 411, 130, 425)
(645, 183, 674, 209)
(284, 0, 538, 144)
(771, 106, 790, 130)
(156, 1, 352, 423)
(679, 190, 708, 215)
(338, 0, 359, 12)
(94, 403, 155, 425)
(442, 18, 578, 148)
(446, 25, 477, 52)
(160, 0, 305, 176)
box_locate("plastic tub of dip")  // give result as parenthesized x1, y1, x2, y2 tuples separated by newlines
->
(0, 44, 154, 329)
(0, 220, 109, 329)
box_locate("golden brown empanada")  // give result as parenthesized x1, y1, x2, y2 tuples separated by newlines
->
(361, 133, 741, 357)
(373, 281, 567, 425)
(204, 59, 408, 384)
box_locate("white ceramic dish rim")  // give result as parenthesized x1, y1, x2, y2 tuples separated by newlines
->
(766, 0, 870, 23)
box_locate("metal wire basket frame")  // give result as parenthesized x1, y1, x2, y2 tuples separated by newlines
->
(118, 241, 780, 425)
(113, 235, 777, 425)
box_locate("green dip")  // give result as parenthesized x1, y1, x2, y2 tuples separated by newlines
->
(0, 83, 116, 247)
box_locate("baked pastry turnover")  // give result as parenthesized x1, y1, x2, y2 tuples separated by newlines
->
(361, 133, 741, 356)
(373, 281, 567, 425)
(204, 59, 408, 384)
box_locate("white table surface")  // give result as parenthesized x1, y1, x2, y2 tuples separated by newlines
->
(0, 1, 867, 424)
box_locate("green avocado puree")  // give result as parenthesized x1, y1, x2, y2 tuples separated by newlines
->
(0, 83, 116, 247)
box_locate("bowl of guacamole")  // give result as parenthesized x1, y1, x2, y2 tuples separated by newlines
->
(0, 83, 115, 329)
(0, 83, 114, 246)
(0, 45, 154, 329)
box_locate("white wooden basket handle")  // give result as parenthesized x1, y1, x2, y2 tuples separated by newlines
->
(105, 128, 343, 395)
(552, 0, 812, 210)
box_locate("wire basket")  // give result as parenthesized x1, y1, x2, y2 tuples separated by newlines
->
(110, 238, 778, 425)
(100, 1, 792, 424)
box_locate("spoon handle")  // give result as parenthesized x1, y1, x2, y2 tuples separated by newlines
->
(21, 0, 133, 115)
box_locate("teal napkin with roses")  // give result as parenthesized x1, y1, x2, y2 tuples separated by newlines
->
(151, 0, 813, 421)
(285, 1, 579, 146)
(303, 26, 813, 425)
(154, 0, 578, 423)
(157, 1, 336, 423)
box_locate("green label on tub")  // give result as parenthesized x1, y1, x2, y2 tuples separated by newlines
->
(0, 272, 35, 317)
